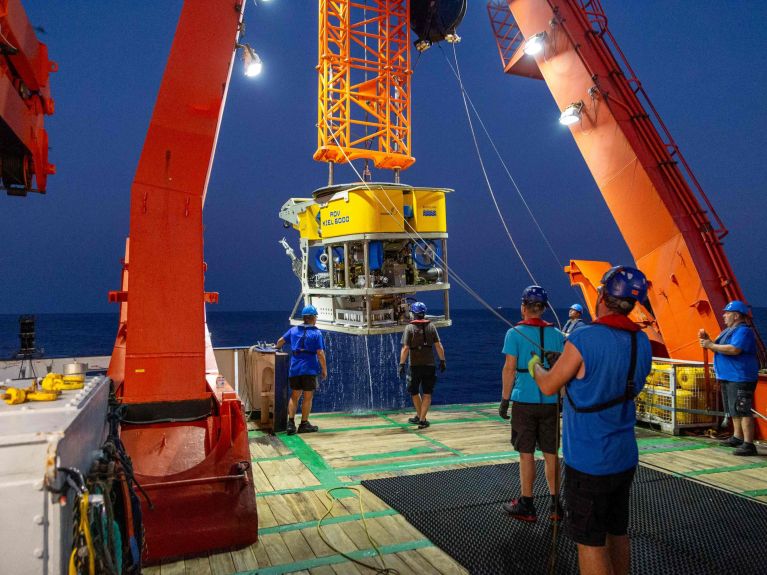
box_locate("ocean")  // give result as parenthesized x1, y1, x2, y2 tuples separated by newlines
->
(2, 309, 765, 413)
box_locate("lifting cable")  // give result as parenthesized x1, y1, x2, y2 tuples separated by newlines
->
(441, 42, 589, 315)
(322, 118, 555, 355)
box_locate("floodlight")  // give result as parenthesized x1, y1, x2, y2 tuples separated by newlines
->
(559, 101, 584, 126)
(523, 32, 547, 56)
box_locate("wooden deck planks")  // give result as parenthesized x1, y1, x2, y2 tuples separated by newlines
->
(151, 403, 764, 575)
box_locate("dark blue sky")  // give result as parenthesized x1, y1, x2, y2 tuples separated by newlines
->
(4, 1, 766, 314)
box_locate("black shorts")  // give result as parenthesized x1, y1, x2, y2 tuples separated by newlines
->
(564, 464, 635, 547)
(510, 402, 558, 454)
(407, 365, 436, 395)
(719, 380, 757, 417)
(289, 375, 317, 392)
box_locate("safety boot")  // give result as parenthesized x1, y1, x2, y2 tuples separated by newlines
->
(286, 420, 297, 436)
(417, 419, 430, 429)
(733, 442, 757, 456)
(723, 436, 744, 448)
(503, 497, 537, 522)
(298, 420, 319, 433)
(408, 416, 421, 424)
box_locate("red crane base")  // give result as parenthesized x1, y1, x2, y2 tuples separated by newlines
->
(120, 390, 258, 563)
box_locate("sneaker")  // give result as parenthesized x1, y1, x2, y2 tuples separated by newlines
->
(417, 419, 430, 429)
(549, 499, 563, 522)
(503, 497, 537, 522)
(407, 416, 421, 424)
(286, 420, 297, 436)
(297, 420, 319, 434)
(733, 442, 757, 456)
(723, 436, 744, 448)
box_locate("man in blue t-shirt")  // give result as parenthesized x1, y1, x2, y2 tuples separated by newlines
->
(699, 300, 760, 456)
(276, 305, 327, 435)
(499, 285, 565, 523)
(528, 266, 652, 575)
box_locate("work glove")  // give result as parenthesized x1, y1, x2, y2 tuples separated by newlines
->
(528, 354, 542, 378)
(399, 364, 406, 378)
(544, 351, 561, 368)
(439, 359, 446, 373)
(499, 398, 510, 420)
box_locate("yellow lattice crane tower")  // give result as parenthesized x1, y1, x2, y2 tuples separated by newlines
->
(315, 0, 414, 176)
(278, 1, 465, 334)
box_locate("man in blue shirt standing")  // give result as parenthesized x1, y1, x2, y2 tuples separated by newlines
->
(276, 305, 328, 436)
(499, 285, 565, 522)
(528, 266, 652, 575)
(562, 303, 586, 336)
(699, 300, 760, 456)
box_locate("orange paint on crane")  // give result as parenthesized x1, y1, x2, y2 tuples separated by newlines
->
(315, 0, 414, 170)
(489, 0, 762, 363)
(107, 0, 258, 563)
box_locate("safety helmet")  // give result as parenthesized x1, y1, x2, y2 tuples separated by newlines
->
(521, 285, 548, 305)
(723, 300, 750, 316)
(301, 305, 318, 317)
(411, 302, 427, 315)
(570, 303, 584, 313)
(599, 266, 647, 302)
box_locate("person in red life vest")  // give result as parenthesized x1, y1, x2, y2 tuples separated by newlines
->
(528, 266, 652, 575)
(699, 300, 760, 456)
(276, 305, 328, 435)
(399, 302, 446, 429)
(499, 285, 566, 522)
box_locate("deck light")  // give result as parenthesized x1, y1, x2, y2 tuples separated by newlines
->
(240, 43, 263, 77)
(523, 32, 547, 56)
(559, 101, 584, 126)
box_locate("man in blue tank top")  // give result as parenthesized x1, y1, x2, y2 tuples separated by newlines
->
(699, 300, 760, 456)
(528, 266, 652, 575)
(499, 285, 565, 522)
(276, 305, 327, 435)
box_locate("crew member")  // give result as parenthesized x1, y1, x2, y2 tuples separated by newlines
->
(276, 305, 327, 435)
(399, 302, 446, 429)
(562, 303, 586, 336)
(528, 266, 652, 575)
(699, 300, 760, 456)
(499, 285, 565, 522)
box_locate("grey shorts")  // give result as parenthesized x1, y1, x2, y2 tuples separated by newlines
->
(720, 380, 756, 417)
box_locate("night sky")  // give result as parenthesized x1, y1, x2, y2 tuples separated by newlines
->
(4, 1, 766, 314)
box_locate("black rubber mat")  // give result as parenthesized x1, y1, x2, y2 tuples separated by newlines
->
(362, 462, 767, 574)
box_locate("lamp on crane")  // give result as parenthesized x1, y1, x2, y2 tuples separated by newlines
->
(559, 101, 584, 126)
(523, 31, 547, 56)
(238, 43, 263, 77)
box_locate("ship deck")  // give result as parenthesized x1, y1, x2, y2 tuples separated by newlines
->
(145, 402, 767, 575)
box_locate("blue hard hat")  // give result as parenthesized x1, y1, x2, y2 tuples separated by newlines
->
(411, 302, 427, 315)
(600, 266, 648, 302)
(724, 300, 750, 315)
(570, 303, 584, 313)
(521, 285, 548, 305)
(301, 305, 318, 316)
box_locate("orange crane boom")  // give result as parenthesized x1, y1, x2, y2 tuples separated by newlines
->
(488, 0, 762, 362)
(107, 0, 257, 562)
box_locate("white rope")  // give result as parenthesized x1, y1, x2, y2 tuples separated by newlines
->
(448, 43, 563, 328)
(320, 119, 562, 353)
(440, 44, 564, 274)
(450, 43, 539, 286)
